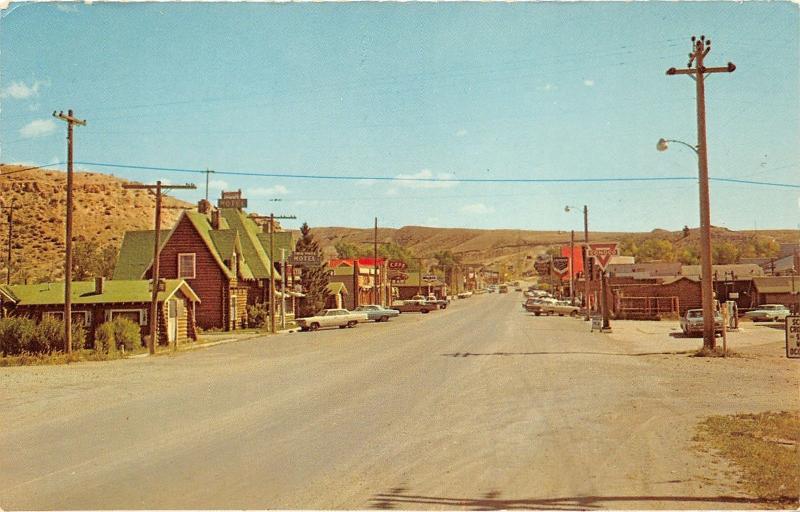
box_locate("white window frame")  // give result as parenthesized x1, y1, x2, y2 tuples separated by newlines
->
(178, 253, 196, 279)
(44, 310, 91, 326)
(109, 308, 148, 326)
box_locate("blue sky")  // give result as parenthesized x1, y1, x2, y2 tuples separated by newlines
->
(1, 1, 798, 233)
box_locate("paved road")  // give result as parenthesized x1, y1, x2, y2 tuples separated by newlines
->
(1, 293, 794, 510)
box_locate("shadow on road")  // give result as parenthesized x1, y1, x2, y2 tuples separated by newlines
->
(441, 350, 694, 358)
(369, 488, 778, 510)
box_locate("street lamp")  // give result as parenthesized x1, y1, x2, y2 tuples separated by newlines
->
(658, 135, 716, 349)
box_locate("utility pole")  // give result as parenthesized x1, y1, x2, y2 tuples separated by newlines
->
(251, 214, 296, 333)
(374, 217, 379, 305)
(280, 248, 287, 329)
(122, 181, 196, 353)
(667, 35, 736, 350)
(569, 230, 575, 305)
(53, 110, 86, 354)
(2, 203, 15, 285)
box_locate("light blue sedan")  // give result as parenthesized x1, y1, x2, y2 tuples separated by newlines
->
(354, 305, 401, 322)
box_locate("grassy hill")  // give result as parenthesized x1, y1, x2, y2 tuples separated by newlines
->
(0, 164, 191, 284)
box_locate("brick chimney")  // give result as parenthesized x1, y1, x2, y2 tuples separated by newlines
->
(95, 277, 105, 295)
(197, 199, 212, 215)
(211, 209, 221, 230)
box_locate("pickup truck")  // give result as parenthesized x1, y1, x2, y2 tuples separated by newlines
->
(392, 300, 436, 314)
(297, 309, 368, 331)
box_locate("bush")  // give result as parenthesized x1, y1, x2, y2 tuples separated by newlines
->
(94, 317, 142, 353)
(247, 303, 270, 328)
(0, 316, 84, 356)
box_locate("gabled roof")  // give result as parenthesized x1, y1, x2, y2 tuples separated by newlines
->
(113, 230, 172, 280)
(752, 276, 796, 294)
(661, 275, 701, 286)
(219, 208, 281, 281)
(0, 284, 18, 304)
(7, 279, 200, 306)
(257, 231, 295, 262)
(327, 282, 348, 295)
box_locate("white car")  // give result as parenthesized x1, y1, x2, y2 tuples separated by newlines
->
(297, 309, 368, 331)
(744, 304, 791, 322)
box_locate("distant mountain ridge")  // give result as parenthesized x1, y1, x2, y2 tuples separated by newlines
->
(1, 164, 795, 283)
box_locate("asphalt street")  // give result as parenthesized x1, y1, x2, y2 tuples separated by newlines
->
(1, 292, 794, 510)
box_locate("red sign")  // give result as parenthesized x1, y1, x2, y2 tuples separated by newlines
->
(586, 243, 619, 270)
(388, 260, 407, 271)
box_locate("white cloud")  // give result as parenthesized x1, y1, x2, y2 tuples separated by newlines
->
(247, 185, 289, 197)
(19, 119, 56, 138)
(56, 3, 79, 12)
(207, 179, 229, 190)
(1, 80, 47, 100)
(583, 79, 595, 87)
(393, 169, 457, 189)
(460, 203, 494, 215)
(538, 83, 557, 92)
(455, 129, 468, 137)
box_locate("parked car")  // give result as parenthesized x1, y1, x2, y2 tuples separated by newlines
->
(425, 294, 450, 309)
(680, 309, 723, 336)
(527, 299, 580, 317)
(457, 291, 473, 299)
(297, 309, 368, 331)
(354, 304, 400, 322)
(744, 304, 791, 322)
(499, 285, 509, 293)
(392, 300, 436, 314)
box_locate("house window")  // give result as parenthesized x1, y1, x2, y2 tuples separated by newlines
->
(44, 311, 91, 325)
(178, 253, 196, 279)
(109, 309, 147, 326)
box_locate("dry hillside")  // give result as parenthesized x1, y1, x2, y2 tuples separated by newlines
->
(0, 164, 191, 283)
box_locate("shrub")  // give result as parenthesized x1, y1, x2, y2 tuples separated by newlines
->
(247, 303, 270, 328)
(0, 316, 83, 356)
(94, 317, 142, 353)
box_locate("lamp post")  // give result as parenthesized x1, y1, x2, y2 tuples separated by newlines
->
(657, 136, 716, 349)
(565, 205, 589, 317)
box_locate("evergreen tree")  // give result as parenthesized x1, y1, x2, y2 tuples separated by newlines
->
(295, 223, 331, 317)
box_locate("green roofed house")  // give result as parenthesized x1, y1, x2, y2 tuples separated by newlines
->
(113, 192, 294, 331)
(0, 278, 200, 348)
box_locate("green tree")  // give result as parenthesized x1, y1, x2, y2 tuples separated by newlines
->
(677, 246, 701, 265)
(713, 241, 740, 264)
(334, 241, 362, 259)
(636, 239, 675, 262)
(620, 237, 639, 258)
(432, 250, 462, 290)
(378, 242, 414, 265)
(72, 239, 118, 280)
(295, 223, 331, 317)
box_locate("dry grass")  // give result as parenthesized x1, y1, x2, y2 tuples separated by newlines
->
(694, 411, 800, 505)
(692, 346, 740, 358)
(0, 349, 126, 366)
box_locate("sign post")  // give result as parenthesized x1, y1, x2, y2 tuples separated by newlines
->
(587, 243, 619, 332)
(786, 315, 800, 359)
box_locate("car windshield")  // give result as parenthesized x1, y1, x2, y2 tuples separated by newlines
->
(687, 311, 702, 318)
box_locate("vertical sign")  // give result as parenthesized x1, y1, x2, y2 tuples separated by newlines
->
(786, 316, 800, 359)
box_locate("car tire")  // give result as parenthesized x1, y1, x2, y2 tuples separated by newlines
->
(310, 323, 320, 331)
(380, 316, 389, 322)
(300, 326, 309, 332)
(570, 310, 578, 317)
(534, 312, 541, 316)
(339, 325, 346, 329)
(421, 309, 430, 314)
(347, 321, 357, 328)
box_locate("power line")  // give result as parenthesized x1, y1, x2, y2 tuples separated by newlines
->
(71, 160, 799, 188)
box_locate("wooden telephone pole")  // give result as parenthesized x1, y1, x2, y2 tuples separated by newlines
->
(2, 203, 15, 285)
(251, 214, 296, 333)
(667, 35, 736, 350)
(122, 181, 196, 354)
(53, 110, 86, 354)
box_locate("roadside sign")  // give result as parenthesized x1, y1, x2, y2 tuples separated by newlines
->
(290, 251, 321, 267)
(586, 243, 619, 270)
(786, 316, 800, 359)
(422, 273, 437, 282)
(534, 258, 550, 276)
(388, 260, 407, 271)
(590, 316, 602, 332)
(552, 256, 569, 275)
(390, 273, 409, 283)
